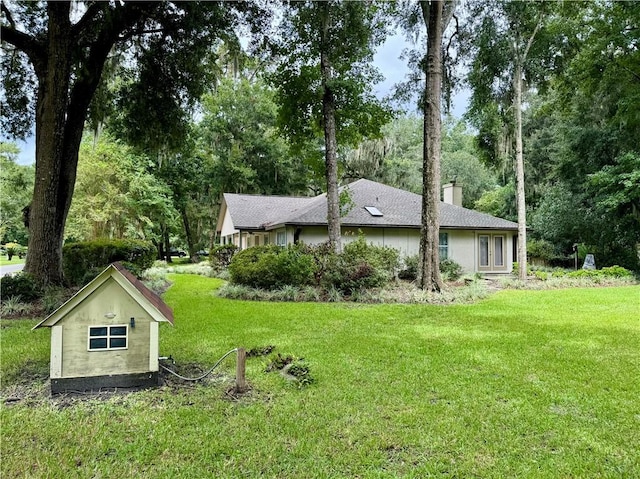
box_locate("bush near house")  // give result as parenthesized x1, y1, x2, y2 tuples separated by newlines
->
(399, 254, 463, 282)
(565, 265, 635, 279)
(228, 237, 401, 294)
(210, 244, 238, 269)
(62, 239, 156, 286)
(321, 236, 400, 293)
(229, 244, 315, 289)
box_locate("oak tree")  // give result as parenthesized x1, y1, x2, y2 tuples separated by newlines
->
(0, 1, 257, 285)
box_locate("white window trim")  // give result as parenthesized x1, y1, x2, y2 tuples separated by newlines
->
(88, 324, 129, 351)
(439, 232, 449, 260)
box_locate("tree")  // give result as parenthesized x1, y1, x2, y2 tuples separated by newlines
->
(415, 0, 446, 291)
(65, 134, 177, 247)
(521, 1, 640, 270)
(342, 115, 495, 207)
(464, 0, 560, 280)
(0, 1, 258, 285)
(0, 142, 34, 245)
(199, 76, 309, 197)
(270, 0, 392, 253)
(396, 0, 458, 291)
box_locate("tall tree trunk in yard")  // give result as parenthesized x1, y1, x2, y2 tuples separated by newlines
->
(513, 61, 528, 281)
(25, 3, 74, 286)
(512, 16, 541, 282)
(25, 3, 101, 286)
(320, 2, 342, 254)
(4, 2, 151, 286)
(417, 0, 445, 292)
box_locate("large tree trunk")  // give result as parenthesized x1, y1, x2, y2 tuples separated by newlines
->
(320, 1, 342, 254)
(513, 62, 528, 281)
(18, 2, 140, 286)
(24, 3, 75, 286)
(417, 0, 444, 292)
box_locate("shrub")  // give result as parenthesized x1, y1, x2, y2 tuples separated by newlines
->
(62, 239, 156, 286)
(398, 255, 462, 282)
(398, 254, 418, 280)
(527, 238, 557, 262)
(564, 265, 635, 280)
(0, 296, 32, 316)
(324, 258, 389, 294)
(0, 273, 43, 302)
(440, 259, 463, 281)
(322, 235, 399, 293)
(42, 286, 70, 314)
(343, 234, 400, 276)
(210, 244, 238, 269)
(600, 265, 634, 278)
(228, 244, 315, 289)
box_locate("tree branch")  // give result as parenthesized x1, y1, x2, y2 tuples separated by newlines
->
(0, 24, 45, 66)
(522, 12, 543, 62)
(1, 0, 15, 28)
(71, 2, 106, 38)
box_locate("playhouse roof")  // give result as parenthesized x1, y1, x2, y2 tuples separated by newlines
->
(33, 262, 174, 330)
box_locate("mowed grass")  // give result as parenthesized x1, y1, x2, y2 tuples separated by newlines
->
(0, 255, 25, 266)
(1, 275, 639, 478)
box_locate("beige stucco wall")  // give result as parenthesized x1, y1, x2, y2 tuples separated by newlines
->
(448, 229, 476, 272)
(56, 278, 154, 378)
(222, 222, 514, 274)
(220, 206, 236, 238)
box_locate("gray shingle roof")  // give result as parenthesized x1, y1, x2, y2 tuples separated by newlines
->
(223, 193, 316, 230)
(222, 179, 518, 231)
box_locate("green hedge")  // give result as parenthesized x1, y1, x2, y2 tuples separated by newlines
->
(228, 236, 401, 294)
(0, 272, 42, 302)
(565, 265, 635, 279)
(63, 239, 156, 286)
(323, 236, 400, 293)
(228, 244, 315, 289)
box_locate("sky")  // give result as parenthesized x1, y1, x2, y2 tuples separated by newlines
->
(12, 33, 469, 166)
(373, 32, 470, 118)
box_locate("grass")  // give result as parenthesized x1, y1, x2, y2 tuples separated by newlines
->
(1, 275, 639, 478)
(0, 255, 25, 266)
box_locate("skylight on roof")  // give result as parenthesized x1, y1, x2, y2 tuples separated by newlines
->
(364, 206, 383, 217)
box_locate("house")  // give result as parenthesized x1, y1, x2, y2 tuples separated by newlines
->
(216, 179, 519, 274)
(33, 262, 174, 394)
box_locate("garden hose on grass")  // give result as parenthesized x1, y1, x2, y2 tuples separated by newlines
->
(159, 348, 238, 381)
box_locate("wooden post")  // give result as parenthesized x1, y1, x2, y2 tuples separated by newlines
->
(235, 347, 247, 393)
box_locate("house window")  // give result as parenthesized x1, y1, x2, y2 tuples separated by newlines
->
(88, 325, 128, 351)
(254, 235, 260, 246)
(264, 235, 270, 245)
(439, 232, 449, 260)
(276, 231, 286, 246)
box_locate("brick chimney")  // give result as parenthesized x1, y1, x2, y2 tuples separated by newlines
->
(443, 181, 463, 207)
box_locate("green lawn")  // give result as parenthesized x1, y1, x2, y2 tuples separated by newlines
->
(1, 276, 639, 478)
(0, 255, 25, 266)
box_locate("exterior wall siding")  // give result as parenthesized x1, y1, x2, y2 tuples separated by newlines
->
(58, 278, 153, 378)
(222, 224, 514, 274)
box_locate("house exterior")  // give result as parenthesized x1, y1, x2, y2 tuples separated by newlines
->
(216, 179, 519, 274)
(33, 262, 174, 393)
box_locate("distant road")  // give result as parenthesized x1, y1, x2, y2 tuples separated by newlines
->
(0, 263, 25, 277)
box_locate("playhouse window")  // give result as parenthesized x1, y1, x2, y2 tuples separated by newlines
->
(88, 325, 128, 351)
